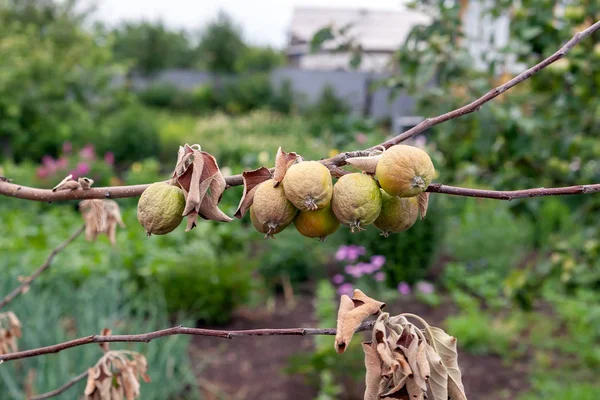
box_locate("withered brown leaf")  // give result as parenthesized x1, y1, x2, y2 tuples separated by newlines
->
(172, 144, 232, 230)
(425, 343, 448, 400)
(52, 174, 81, 192)
(406, 375, 426, 400)
(427, 326, 467, 400)
(418, 192, 430, 220)
(334, 289, 385, 354)
(362, 341, 383, 400)
(80, 200, 125, 246)
(234, 167, 272, 219)
(416, 341, 430, 381)
(273, 147, 300, 186)
(399, 327, 427, 391)
(346, 155, 382, 174)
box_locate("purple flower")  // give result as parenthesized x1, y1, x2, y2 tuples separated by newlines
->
(346, 245, 366, 262)
(335, 246, 348, 261)
(79, 144, 96, 160)
(332, 274, 345, 285)
(416, 281, 435, 295)
(104, 152, 115, 165)
(397, 282, 411, 296)
(357, 262, 373, 274)
(36, 167, 50, 179)
(62, 141, 72, 154)
(374, 272, 386, 282)
(337, 283, 354, 296)
(370, 255, 386, 269)
(344, 265, 363, 278)
(42, 155, 55, 167)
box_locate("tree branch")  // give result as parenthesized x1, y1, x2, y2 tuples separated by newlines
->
(30, 370, 89, 400)
(0, 225, 85, 310)
(1, 21, 598, 205)
(0, 321, 375, 363)
(426, 182, 600, 200)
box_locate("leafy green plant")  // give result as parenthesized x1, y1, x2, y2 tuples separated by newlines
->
(0, 274, 198, 399)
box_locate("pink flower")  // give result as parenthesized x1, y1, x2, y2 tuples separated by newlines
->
(374, 272, 386, 282)
(62, 141, 72, 154)
(332, 274, 345, 285)
(337, 283, 353, 296)
(355, 133, 368, 144)
(36, 167, 50, 179)
(75, 162, 90, 177)
(397, 282, 411, 296)
(79, 144, 96, 160)
(370, 255, 386, 269)
(416, 281, 435, 294)
(346, 245, 366, 262)
(104, 152, 115, 165)
(42, 155, 55, 167)
(56, 157, 68, 170)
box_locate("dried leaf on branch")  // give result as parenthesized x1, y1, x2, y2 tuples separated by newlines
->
(0, 312, 21, 355)
(234, 167, 272, 219)
(172, 144, 232, 231)
(84, 350, 150, 400)
(273, 147, 301, 185)
(336, 290, 468, 400)
(79, 200, 125, 246)
(346, 155, 382, 174)
(418, 192, 430, 220)
(334, 289, 385, 354)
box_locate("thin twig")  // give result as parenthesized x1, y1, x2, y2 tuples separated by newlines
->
(0, 321, 375, 363)
(0, 20, 598, 205)
(0, 225, 85, 310)
(30, 369, 88, 400)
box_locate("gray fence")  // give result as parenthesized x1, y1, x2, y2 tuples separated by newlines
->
(128, 68, 419, 131)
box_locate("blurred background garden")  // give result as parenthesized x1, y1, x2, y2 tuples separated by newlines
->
(1, 0, 599, 399)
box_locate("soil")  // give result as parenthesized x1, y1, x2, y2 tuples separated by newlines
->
(190, 293, 530, 400)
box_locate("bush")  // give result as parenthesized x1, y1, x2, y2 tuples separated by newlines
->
(335, 194, 445, 286)
(217, 73, 273, 114)
(137, 82, 182, 108)
(0, 274, 197, 400)
(97, 105, 161, 164)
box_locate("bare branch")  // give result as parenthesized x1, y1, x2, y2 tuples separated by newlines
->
(0, 321, 375, 363)
(426, 182, 600, 200)
(0, 225, 85, 310)
(30, 369, 88, 400)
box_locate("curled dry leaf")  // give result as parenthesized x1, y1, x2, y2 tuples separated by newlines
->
(52, 174, 81, 192)
(416, 342, 430, 381)
(84, 349, 150, 400)
(334, 289, 385, 354)
(234, 167, 272, 219)
(172, 144, 232, 231)
(0, 312, 21, 355)
(398, 327, 427, 391)
(346, 155, 382, 174)
(78, 177, 95, 190)
(273, 147, 301, 186)
(418, 192, 430, 220)
(80, 199, 125, 246)
(427, 326, 467, 400)
(425, 344, 448, 400)
(362, 342, 382, 400)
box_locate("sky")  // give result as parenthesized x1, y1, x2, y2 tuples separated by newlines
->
(95, 0, 407, 48)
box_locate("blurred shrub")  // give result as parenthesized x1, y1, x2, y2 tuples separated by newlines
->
(0, 274, 197, 399)
(123, 158, 164, 185)
(137, 82, 182, 108)
(269, 79, 295, 115)
(217, 73, 273, 114)
(336, 195, 445, 286)
(98, 105, 161, 164)
(254, 228, 333, 290)
(308, 85, 350, 121)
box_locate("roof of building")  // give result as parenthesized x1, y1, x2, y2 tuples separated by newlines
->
(288, 7, 430, 52)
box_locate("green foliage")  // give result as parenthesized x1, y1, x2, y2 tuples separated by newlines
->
(97, 105, 161, 164)
(111, 21, 198, 75)
(235, 46, 285, 73)
(217, 73, 274, 114)
(0, 274, 197, 399)
(518, 382, 600, 400)
(197, 11, 247, 74)
(0, 0, 122, 161)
